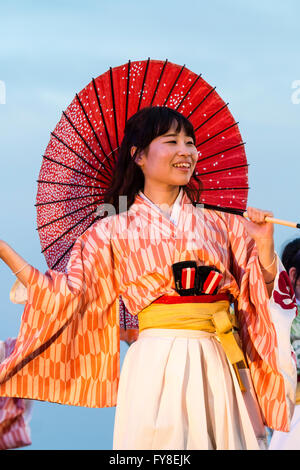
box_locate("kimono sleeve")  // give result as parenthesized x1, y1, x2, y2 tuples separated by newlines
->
(222, 211, 297, 432)
(0, 220, 120, 408)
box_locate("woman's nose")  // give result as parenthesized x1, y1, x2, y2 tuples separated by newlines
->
(177, 144, 191, 155)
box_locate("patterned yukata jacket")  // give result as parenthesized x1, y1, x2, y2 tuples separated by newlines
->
(0, 190, 297, 432)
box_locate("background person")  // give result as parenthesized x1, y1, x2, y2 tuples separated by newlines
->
(269, 238, 300, 450)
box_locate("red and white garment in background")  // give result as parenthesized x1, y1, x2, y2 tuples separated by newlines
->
(269, 299, 300, 450)
(0, 338, 32, 450)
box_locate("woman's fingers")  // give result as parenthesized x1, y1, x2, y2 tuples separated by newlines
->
(246, 207, 274, 224)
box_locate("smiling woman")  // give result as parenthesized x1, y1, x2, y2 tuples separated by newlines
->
(103, 106, 202, 214)
(132, 126, 198, 207)
(0, 106, 297, 451)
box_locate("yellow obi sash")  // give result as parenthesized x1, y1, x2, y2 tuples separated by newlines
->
(138, 299, 247, 391)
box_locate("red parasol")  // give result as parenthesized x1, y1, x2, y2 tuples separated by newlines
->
(35, 59, 249, 331)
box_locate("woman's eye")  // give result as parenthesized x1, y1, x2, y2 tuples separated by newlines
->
(165, 140, 195, 145)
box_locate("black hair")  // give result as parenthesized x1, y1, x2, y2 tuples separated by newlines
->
(281, 238, 300, 290)
(103, 106, 202, 213)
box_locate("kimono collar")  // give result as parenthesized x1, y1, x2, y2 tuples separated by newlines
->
(135, 188, 190, 226)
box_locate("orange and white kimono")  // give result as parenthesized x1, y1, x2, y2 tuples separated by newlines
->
(0, 189, 297, 450)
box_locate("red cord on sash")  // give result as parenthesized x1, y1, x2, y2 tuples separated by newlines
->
(153, 294, 230, 304)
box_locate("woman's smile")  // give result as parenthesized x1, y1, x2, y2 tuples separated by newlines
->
(135, 126, 198, 186)
(172, 161, 193, 171)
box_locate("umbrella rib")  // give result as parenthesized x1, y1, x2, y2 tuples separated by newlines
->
(35, 193, 104, 207)
(163, 64, 185, 106)
(149, 59, 168, 107)
(51, 244, 73, 270)
(201, 203, 244, 216)
(91, 78, 116, 162)
(74, 94, 114, 173)
(175, 74, 202, 111)
(187, 86, 216, 119)
(198, 142, 245, 163)
(201, 186, 249, 191)
(109, 67, 119, 148)
(37, 179, 104, 190)
(198, 163, 249, 177)
(196, 122, 239, 147)
(42, 155, 107, 184)
(194, 103, 229, 132)
(41, 207, 99, 253)
(125, 60, 131, 123)
(50, 214, 101, 270)
(37, 199, 102, 231)
(138, 57, 151, 111)
(75, 93, 109, 160)
(122, 302, 127, 331)
(52, 128, 111, 183)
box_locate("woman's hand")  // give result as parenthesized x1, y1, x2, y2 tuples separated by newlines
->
(242, 207, 274, 244)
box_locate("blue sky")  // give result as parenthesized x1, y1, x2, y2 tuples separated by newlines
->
(0, 0, 300, 450)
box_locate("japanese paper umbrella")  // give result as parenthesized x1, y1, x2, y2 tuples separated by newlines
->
(35, 58, 250, 331)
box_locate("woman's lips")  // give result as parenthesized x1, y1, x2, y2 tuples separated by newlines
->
(172, 165, 191, 172)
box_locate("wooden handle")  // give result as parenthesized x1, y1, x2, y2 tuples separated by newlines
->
(243, 212, 300, 229)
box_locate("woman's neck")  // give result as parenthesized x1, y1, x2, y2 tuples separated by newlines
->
(142, 185, 180, 208)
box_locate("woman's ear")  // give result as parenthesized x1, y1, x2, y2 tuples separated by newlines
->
(289, 266, 297, 285)
(131, 146, 145, 167)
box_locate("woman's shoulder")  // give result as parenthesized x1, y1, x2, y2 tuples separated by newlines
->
(195, 204, 236, 223)
(196, 205, 248, 235)
(79, 215, 117, 244)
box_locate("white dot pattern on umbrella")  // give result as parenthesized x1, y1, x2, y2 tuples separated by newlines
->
(36, 59, 248, 328)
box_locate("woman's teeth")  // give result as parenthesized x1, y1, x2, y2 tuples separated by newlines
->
(173, 163, 191, 168)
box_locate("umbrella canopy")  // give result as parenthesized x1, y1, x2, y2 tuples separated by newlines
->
(35, 58, 249, 331)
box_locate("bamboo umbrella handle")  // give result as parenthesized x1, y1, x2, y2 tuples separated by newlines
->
(243, 212, 300, 229)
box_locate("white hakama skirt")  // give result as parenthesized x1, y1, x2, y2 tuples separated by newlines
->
(113, 328, 263, 450)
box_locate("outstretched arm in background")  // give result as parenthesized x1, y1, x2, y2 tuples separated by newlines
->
(0, 240, 33, 287)
(0, 221, 120, 409)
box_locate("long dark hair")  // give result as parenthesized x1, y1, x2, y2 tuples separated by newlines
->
(103, 106, 202, 213)
(282, 238, 300, 291)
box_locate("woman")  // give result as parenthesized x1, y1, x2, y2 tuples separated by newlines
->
(0, 107, 297, 450)
(269, 239, 300, 450)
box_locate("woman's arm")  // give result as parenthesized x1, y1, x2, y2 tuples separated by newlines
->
(222, 208, 297, 431)
(256, 238, 277, 296)
(0, 240, 32, 287)
(242, 207, 277, 297)
(0, 222, 120, 409)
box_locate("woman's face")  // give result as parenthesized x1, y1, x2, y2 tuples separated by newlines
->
(133, 125, 198, 189)
(289, 267, 300, 301)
